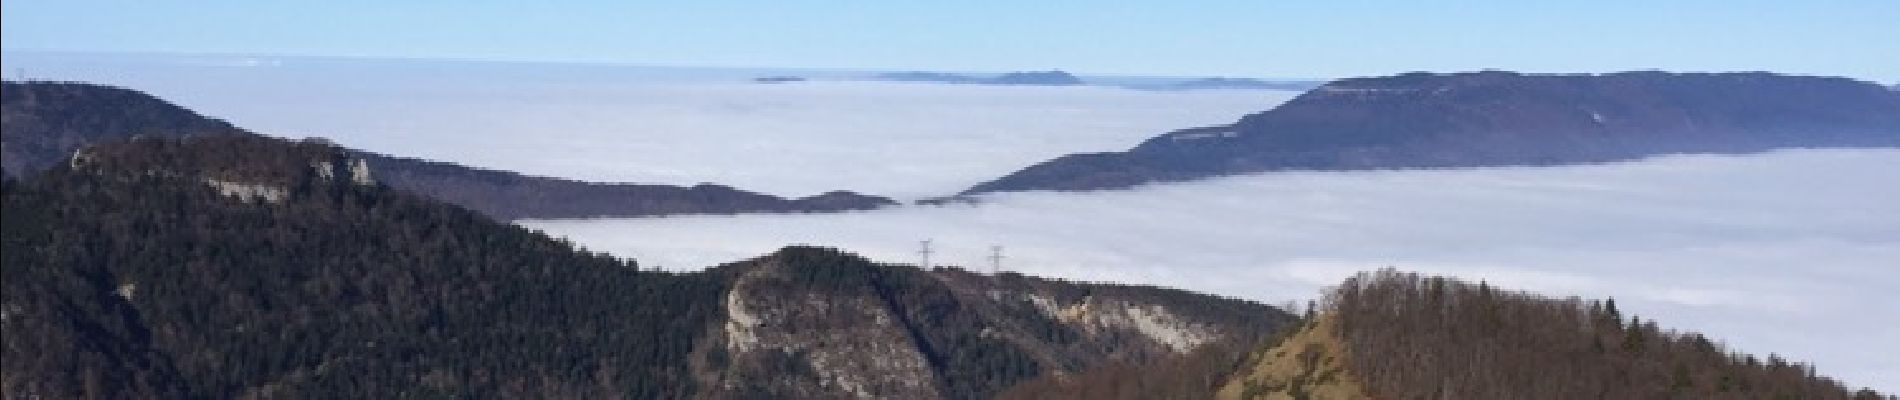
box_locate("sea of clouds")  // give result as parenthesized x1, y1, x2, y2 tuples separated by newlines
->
(3, 51, 1287, 200)
(524, 149, 1900, 390)
(10, 52, 1896, 391)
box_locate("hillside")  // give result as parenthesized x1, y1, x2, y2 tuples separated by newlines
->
(0, 81, 895, 219)
(699, 248, 1289, 399)
(0, 133, 1289, 399)
(964, 71, 1900, 195)
(998, 270, 1889, 399)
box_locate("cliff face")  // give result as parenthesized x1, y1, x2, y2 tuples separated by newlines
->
(966, 71, 1900, 194)
(1, 81, 894, 219)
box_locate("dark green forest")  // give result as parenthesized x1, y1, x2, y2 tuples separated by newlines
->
(1, 80, 892, 220)
(2, 135, 729, 399)
(2, 133, 1288, 399)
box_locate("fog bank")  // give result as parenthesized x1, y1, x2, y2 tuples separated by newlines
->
(524, 149, 1900, 391)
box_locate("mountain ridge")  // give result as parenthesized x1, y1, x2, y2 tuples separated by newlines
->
(998, 270, 1891, 399)
(2, 134, 1289, 398)
(962, 71, 1900, 195)
(1, 80, 896, 219)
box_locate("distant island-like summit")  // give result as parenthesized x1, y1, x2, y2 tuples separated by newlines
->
(1154, 77, 1321, 91)
(752, 76, 807, 84)
(962, 70, 1900, 195)
(876, 70, 1084, 86)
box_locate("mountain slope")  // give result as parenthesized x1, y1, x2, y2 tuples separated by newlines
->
(999, 270, 1889, 399)
(1, 133, 1288, 399)
(698, 249, 1290, 399)
(965, 71, 1900, 195)
(1216, 270, 1887, 399)
(3, 134, 731, 398)
(0, 80, 894, 219)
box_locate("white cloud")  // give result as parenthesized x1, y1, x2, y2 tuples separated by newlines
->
(523, 149, 1900, 391)
(2, 51, 1290, 200)
(238, 83, 1287, 200)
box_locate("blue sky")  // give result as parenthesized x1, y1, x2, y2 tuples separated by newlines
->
(3, 0, 1895, 81)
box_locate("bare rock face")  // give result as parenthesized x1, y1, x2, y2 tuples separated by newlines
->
(348, 158, 375, 186)
(204, 179, 288, 203)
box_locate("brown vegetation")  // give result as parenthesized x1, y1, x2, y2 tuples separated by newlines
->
(1000, 269, 1892, 399)
(993, 337, 1264, 400)
(1216, 315, 1367, 400)
(1328, 269, 1888, 399)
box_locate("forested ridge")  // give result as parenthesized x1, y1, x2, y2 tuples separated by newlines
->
(1209, 270, 1891, 400)
(967, 71, 1900, 195)
(2, 133, 1290, 399)
(697, 246, 1291, 399)
(1000, 270, 1891, 399)
(2, 135, 729, 398)
(1, 80, 894, 219)
(1324, 270, 1888, 399)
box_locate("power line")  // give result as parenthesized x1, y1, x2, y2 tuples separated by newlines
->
(918, 239, 934, 268)
(988, 245, 1004, 274)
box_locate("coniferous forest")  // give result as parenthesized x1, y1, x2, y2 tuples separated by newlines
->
(2, 134, 1290, 399)
(2, 135, 728, 398)
(1323, 270, 1888, 399)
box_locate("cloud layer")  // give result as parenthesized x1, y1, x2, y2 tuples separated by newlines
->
(2, 51, 1290, 200)
(524, 149, 1900, 391)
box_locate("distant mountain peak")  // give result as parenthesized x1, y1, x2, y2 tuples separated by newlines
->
(874, 70, 1085, 86)
(987, 70, 1083, 85)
